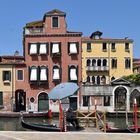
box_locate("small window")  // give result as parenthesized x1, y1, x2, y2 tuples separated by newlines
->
(0, 92, 3, 106)
(111, 43, 116, 51)
(87, 76, 90, 83)
(104, 96, 110, 106)
(125, 43, 129, 52)
(68, 42, 78, 54)
(83, 96, 90, 107)
(111, 59, 117, 69)
(3, 71, 11, 82)
(102, 43, 107, 51)
(53, 66, 60, 81)
(51, 42, 61, 56)
(29, 66, 37, 81)
(125, 58, 131, 69)
(87, 43, 91, 52)
(29, 43, 38, 55)
(52, 17, 59, 28)
(86, 59, 91, 66)
(39, 43, 48, 55)
(40, 66, 48, 81)
(69, 65, 78, 81)
(17, 70, 23, 81)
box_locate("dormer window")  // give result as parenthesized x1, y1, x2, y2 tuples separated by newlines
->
(40, 66, 48, 81)
(39, 43, 48, 55)
(29, 43, 38, 55)
(52, 17, 59, 28)
(53, 66, 61, 81)
(68, 42, 79, 54)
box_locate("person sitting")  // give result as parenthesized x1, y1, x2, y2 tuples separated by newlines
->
(66, 108, 80, 129)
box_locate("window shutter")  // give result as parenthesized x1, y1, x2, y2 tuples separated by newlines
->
(68, 42, 70, 54)
(76, 42, 79, 54)
(9, 71, 11, 81)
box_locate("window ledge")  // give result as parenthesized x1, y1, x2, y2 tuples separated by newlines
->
(3, 80, 11, 84)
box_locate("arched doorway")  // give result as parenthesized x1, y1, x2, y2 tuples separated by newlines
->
(130, 89, 140, 110)
(38, 92, 49, 112)
(15, 90, 26, 112)
(114, 86, 127, 111)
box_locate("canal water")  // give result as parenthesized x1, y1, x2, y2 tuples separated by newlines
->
(0, 116, 139, 131)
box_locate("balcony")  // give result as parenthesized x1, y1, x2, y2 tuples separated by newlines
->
(86, 66, 109, 71)
(24, 28, 43, 35)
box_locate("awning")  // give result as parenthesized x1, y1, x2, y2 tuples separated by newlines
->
(30, 44, 37, 54)
(39, 44, 47, 54)
(69, 43, 77, 54)
(70, 68, 77, 80)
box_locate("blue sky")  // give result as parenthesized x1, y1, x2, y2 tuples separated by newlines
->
(0, 0, 139, 58)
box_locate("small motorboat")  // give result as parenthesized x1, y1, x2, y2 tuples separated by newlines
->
(21, 116, 61, 132)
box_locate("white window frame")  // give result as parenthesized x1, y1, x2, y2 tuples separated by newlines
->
(40, 66, 47, 81)
(69, 42, 77, 54)
(39, 43, 48, 55)
(30, 67, 37, 81)
(16, 69, 24, 81)
(52, 43, 60, 54)
(70, 68, 77, 81)
(53, 67, 60, 80)
(30, 43, 38, 55)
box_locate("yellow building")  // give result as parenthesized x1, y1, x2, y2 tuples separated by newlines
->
(0, 63, 15, 111)
(82, 31, 133, 85)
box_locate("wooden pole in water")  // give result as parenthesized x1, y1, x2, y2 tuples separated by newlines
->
(59, 100, 63, 132)
(134, 98, 138, 133)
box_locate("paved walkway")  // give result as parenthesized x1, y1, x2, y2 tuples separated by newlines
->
(0, 132, 140, 140)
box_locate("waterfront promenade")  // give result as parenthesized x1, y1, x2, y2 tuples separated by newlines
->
(0, 132, 140, 140)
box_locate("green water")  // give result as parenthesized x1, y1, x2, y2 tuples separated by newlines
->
(0, 117, 59, 131)
(0, 116, 139, 131)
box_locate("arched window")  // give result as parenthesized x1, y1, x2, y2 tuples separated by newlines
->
(112, 59, 117, 68)
(69, 65, 78, 81)
(92, 59, 96, 66)
(125, 58, 131, 69)
(53, 65, 60, 81)
(101, 75, 106, 84)
(97, 59, 101, 66)
(103, 59, 107, 66)
(92, 76, 95, 84)
(97, 76, 100, 85)
(87, 76, 90, 83)
(86, 59, 91, 66)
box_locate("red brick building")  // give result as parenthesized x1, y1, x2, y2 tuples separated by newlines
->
(15, 9, 82, 112)
(133, 58, 140, 74)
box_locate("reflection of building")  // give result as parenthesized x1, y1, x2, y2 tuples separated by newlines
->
(15, 9, 82, 112)
(0, 55, 24, 111)
(133, 58, 140, 74)
(81, 31, 135, 112)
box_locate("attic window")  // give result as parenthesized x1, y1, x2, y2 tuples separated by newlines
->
(52, 17, 59, 28)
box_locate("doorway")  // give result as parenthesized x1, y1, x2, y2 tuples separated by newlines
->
(69, 97, 77, 110)
(114, 87, 127, 111)
(38, 92, 49, 112)
(15, 90, 26, 112)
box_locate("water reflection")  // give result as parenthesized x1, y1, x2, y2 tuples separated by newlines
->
(0, 116, 140, 131)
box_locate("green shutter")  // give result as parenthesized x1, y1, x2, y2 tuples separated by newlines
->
(0, 92, 3, 105)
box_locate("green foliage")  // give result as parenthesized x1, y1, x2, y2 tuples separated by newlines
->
(123, 74, 140, 85)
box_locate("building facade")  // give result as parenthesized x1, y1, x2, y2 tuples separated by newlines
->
(16, 9, 82, 112)
(81, 31, 135, 111)
(0, 55, 24, 111)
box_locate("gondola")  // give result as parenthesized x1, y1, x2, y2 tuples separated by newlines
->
(106, 125, 140, 133)
(21, 116, 61, 132)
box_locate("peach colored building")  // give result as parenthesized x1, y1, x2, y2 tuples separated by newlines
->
(15, 9, 82, 112)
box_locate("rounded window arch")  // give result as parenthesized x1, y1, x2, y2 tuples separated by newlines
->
(101, 75, 106, 84)
(38, 92, 49, 112)
(86, 59, 91, 66)
(92, 59, 96, 66)
(103, 59, 107, 66)
(86, 76, 90, 83)
(92, 76, 95, 84)
(97, 59, 101, 66)
(97, 76, 100, 85)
